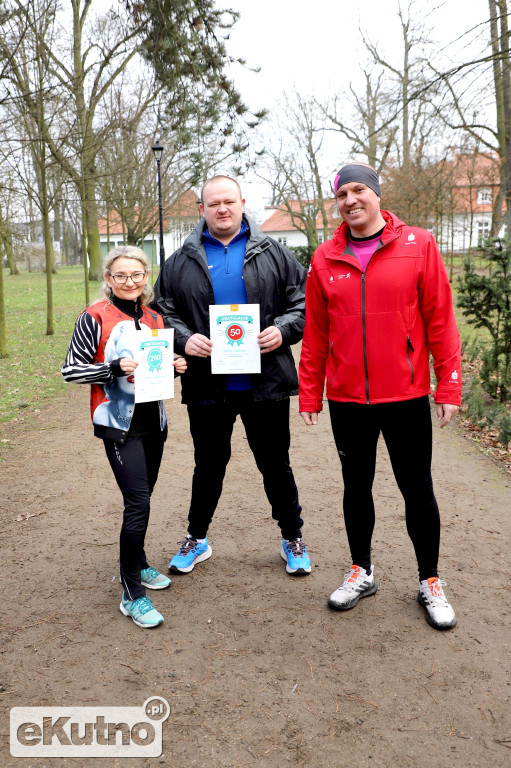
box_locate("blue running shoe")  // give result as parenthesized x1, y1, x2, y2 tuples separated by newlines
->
(169, 536, 212, 573)
(141, 567, 171, 590)
(281, 538, 311, 575)
(119, 593, 164, 628)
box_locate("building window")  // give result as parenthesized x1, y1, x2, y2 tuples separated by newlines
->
(477, 220, 490, 246)
(318, 234, 323, 244)
(278, 237, 287, 246)
(477, 187, 492, 205)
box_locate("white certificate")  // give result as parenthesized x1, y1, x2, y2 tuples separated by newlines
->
(209, 304, 261, 374)
(134, 327, 175, 403)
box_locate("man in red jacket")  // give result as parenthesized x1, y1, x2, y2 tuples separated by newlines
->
(299, 163, 462, 630)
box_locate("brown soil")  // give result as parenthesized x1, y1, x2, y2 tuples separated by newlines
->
(1, 376, 510, 768)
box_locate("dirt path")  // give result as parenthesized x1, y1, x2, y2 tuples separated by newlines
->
(1, 376, 510, 768)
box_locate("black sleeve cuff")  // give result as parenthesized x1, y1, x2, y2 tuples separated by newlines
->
(110, 358, 124, 378)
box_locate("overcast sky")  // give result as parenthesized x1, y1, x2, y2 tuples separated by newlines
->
(225, 0, 489, 107)
(219, 0, 492, 216)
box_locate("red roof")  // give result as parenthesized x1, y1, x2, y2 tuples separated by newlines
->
(98, 189, 199, 235)
(441, 154, 502, 214)
(260, 200, 340, 234)
(261, 155, 505, 227)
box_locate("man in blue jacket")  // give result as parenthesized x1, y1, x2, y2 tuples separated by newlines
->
(153, 175, 311, 576)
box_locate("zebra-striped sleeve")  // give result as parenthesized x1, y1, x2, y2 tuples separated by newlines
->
(61, 311, 114, 384)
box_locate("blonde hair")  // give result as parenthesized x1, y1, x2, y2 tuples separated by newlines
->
(102, 245, 154, 305)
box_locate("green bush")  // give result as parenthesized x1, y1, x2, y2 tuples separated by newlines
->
(465, 378, 486, 424)
(290, 245, 314, 269)
(460, 330, 482, 361)
(497, 410, 511, 449)
(457, 238, 511, 403)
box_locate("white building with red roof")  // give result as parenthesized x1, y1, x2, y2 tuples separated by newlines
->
(435, 153, 505, 251)
(260, 199, 341, 248)
(98, 190, 200, 262)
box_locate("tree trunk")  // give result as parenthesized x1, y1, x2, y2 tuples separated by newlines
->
(80, 171, 90, 306)
(106, 205, 111, 252)
(2, 234, 18, 275)
(0, 251, 7, 357)
(492, 183, 504, 236)
(401, 20, 411, 168)
(498, 1, 511, 235)
(54, 199, 63, 265)
(83, 177, 102, 281)
(489, 0, 511, 234)
(62, 211, 70, 266)
(40, 160, 54, 336)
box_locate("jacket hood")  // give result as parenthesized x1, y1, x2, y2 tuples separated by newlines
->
(332, 209, 406, 252)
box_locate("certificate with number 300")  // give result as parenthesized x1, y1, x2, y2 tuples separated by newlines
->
(134, 328, 175, 403)
(209, 304, 261, 374)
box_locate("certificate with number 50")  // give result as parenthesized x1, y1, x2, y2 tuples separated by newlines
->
(209, 304, 261, 374)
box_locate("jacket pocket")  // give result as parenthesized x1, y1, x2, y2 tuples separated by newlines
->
(365, 311, 414, 401)
(406, 336, 415, 384)
(327, 342, 337, 386)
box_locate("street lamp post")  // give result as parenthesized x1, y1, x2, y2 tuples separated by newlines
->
(151, 139, 165, 268)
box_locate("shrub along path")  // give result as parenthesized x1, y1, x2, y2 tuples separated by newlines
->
(0, 382, 510, 767)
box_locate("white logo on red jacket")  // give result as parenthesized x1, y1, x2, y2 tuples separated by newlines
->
(329, 273, 351, 283)
(450, 369, 459, 381)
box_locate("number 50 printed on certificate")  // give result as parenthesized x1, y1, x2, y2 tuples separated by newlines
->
(209, 304, 261, 375)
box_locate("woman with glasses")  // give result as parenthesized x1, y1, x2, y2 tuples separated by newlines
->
(62, 246, 186, 628)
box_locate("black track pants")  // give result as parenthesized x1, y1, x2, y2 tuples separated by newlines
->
(104, 431, 166, 601)
(186, 393, 303, 540)
(328, 396, 440, 581)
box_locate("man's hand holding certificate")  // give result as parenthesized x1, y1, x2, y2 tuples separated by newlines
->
(209, 304, 261, 374)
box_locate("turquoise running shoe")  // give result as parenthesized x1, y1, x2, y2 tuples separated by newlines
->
(119, 593, 164, 628)
(141, 567, 171, 590)
(168, 536, 212, 573)
(281, 538, 312, 575)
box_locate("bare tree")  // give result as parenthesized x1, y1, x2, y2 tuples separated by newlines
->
(488, 0, 511, 232)
(425, 1, 511, 236)
(0, 0, 60, 333)
(0, 171, 20, 275)
(257, 92, 330, 252)
(0, 249, 6, 357)
(320, 0, 438, 177)
(360, 1, 438, 168)
(321, 68, 397, 173)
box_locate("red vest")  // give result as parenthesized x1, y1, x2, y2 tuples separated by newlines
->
(86, 300, 164, 422)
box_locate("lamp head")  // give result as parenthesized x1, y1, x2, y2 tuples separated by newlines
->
(151, 139, 164, 162)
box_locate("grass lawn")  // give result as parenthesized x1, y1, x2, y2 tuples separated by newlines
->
(451, 281, 492, 355)
(0, 266, 93, 424)
(0, 261, 491, 428)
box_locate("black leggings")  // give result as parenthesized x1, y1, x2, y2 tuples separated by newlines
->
(328, 396, 440, 581)
(104, 431, 166, 601)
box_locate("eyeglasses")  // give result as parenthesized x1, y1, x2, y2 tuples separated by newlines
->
(108, 271, 147, 285)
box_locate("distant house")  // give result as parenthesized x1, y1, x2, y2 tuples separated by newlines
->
(98, 190, 200, 262)
(261, 159, 508, 255)
(10, 219, 62, 270)
(260, 200, 341, 248)
(436, 153, 506, 252)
